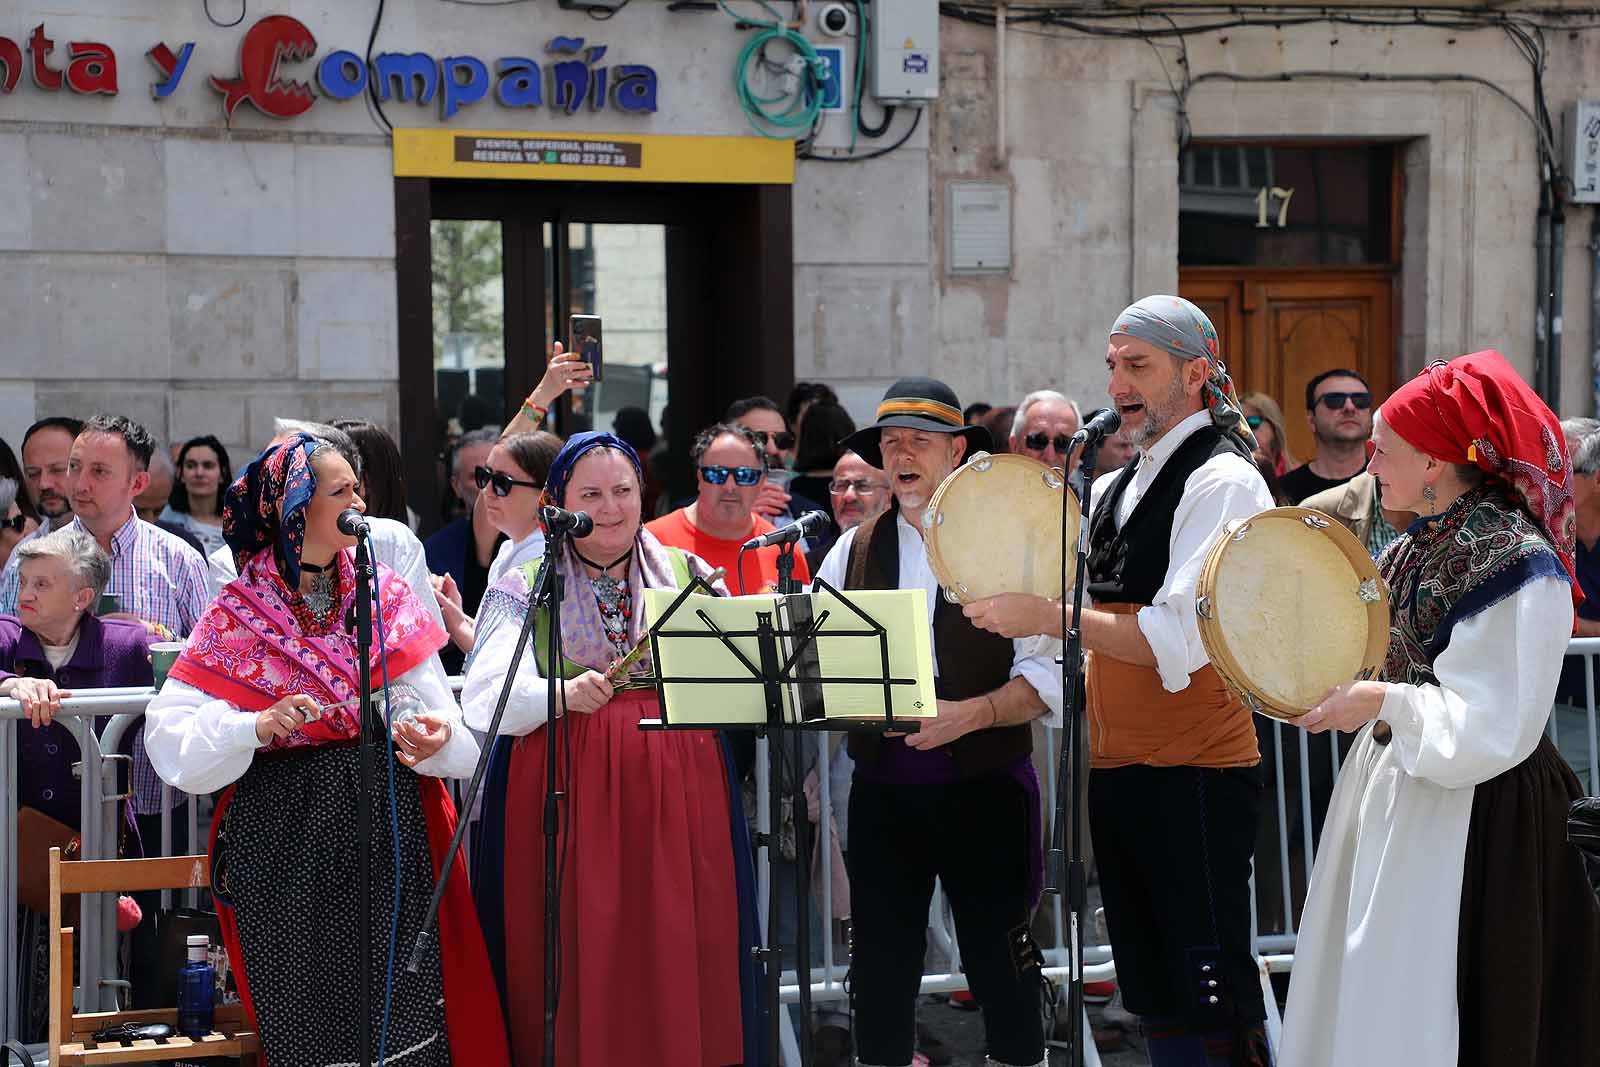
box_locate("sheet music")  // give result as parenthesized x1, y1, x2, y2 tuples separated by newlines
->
(640, 588, 937, 726)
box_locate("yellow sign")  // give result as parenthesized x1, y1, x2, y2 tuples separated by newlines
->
(392, 128, 794, 185)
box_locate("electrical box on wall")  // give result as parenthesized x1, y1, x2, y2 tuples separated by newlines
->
(871, 0, 939, 105)
(947, 182, 1011, 274)
(1565, 101, 1600, 203)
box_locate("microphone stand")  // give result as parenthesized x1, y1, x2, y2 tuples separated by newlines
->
(532, 525, 569, 1067)
(1046, 436, 1101, 1067)
(350, 529, 376, 1067)
(770, 542, 815, 1066)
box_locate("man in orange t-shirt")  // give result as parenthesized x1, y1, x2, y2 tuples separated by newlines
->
(646, 423, 812, 594)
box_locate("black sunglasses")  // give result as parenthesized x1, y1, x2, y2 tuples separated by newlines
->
(750, 429, 796, 452)
(699, 464, 764, 486)
(1024, 432, 1074, 454)
(1316, 391, 1372, 412)
(474, 465, 542, 498)
(0, 514, 24, 533)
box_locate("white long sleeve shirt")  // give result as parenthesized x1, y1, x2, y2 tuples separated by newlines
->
(812, 510, 1065, 727)
(143, 653, 479, 794)
(1088, 409, 1275, 692)
(1279, 574, 1570, 1067)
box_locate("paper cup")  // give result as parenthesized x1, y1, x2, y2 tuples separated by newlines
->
(150, 642, 185, 689)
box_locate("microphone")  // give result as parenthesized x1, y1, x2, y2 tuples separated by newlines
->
(742, 509, 831, 551)
(541, 505, 594, 537)
(336, 508, 370, 537)
(1070, 407, 1122, 447)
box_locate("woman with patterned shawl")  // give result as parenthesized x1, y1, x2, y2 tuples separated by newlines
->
(463, 431, 764, 1067)
(144, 433, 510, 1067)
(1281, 351, 1600, 1067)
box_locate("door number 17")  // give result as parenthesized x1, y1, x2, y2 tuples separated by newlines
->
(1255, 186, 1295, 228)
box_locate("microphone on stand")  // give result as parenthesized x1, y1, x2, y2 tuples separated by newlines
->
(337, 508, 371, 538)
(1069, 407, 1123, 448)
(742, 509, 831, 551)
(541, 506, 594, 537)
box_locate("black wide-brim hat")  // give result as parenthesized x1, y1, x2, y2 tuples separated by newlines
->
(841, 377, 992, 469)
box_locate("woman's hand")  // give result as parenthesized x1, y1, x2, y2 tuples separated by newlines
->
(561, 670, 615, 715)
(529, 342, 595, 410)
(3, 677, 70, 727)
(1298, 680, 1388, 734)
(393, 713, 453, 767)
(430, 572, 463, 615)
(255, 693, 321, 744)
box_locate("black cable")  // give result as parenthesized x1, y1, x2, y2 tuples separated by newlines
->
(801, 105, 922, 162)
(857, 100, 896, 139)
(202, 0, 247, 28)
(366, 0, 393, 133)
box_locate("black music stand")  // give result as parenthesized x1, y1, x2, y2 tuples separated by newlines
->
(638, 560, 923, 1067)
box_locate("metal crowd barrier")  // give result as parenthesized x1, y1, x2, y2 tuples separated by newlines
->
(7, 647, 1600, 1060)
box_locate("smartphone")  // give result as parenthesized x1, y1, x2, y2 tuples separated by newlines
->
(569, 314, 603, 383)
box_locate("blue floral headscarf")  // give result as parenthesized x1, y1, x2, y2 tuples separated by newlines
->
(222, 432, 322, 587)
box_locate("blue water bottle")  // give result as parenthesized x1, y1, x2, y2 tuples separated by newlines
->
(177, 933, 216, 1037)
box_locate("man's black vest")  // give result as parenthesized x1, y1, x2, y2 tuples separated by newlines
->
(1087, 425, 1252, 605)
(844, 511, 1030, 778)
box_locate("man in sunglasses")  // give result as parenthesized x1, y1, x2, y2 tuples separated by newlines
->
(725, 397, 829, 544)
(1009, 389, 1084, 474)
(645, 422, 812, 594)
(1279, 368, 1375, 504)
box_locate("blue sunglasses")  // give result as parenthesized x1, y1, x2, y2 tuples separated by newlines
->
(699, 464, 763, 486)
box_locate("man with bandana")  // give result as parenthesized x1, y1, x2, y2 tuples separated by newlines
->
(965, 296, 1275, 1066)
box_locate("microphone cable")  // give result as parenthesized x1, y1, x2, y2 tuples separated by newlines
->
(371, 575, 403, 1067)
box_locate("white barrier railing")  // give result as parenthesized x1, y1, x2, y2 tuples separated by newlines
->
(6, 647, 1599, 1056)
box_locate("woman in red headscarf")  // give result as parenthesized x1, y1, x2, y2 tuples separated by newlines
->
(1280, 352, 1600, 1067)
(143, 433, 510, 1067)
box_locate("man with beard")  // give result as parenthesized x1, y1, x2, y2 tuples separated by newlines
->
(0, 417, 83, 611)
(814, 378, 1063, 1067)
(963, 297, 1275, 1067)
(1278, 368, 1374, 503)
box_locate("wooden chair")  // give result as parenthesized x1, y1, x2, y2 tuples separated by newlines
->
(48, 847, 260, 1066)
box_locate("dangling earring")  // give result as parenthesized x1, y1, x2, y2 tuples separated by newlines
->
(1422, 483, 1437, 507)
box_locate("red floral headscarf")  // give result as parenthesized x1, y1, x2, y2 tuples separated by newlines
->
(1380, 350, 1580, 606)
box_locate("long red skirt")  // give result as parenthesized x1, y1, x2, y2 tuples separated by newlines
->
(503, 690, 743, 1067)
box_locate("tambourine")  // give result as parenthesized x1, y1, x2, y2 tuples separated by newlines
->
(1195, 507, 1390, 721)
(923, 452, 1078, 605)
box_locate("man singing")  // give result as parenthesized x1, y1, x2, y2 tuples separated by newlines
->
(815, 377, 1063, 1067)
(966, 297, 1275, 1066)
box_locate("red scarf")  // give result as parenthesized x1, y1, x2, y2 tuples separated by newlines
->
(169, 547, 446, 739)
(1381, 350, 1581, 609)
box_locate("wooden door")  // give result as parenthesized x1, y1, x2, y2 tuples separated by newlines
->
(1180, 269, 1394, 462)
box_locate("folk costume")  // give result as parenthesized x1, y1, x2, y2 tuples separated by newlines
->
(1086, 297, 1275, 1066)
(1280, 351, 1600, 1067)
(821, 378, 1064, 1067)
(462, 431, 763, 1067)
(143, 434, 507, 1067)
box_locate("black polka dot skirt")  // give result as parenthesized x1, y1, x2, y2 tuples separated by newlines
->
(217, 744, 451, 1066)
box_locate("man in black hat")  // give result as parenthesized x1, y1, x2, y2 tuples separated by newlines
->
(814, 377, 1061, 1067)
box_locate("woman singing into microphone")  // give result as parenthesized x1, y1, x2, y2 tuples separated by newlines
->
(464, 430, 762, 1067)
(144, 433, 509, 1066)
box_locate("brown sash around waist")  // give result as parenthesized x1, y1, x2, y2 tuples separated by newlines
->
(1085, 603, 1259, 770)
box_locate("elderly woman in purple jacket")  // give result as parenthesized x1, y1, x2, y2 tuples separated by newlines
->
(0, 528, 155, 830)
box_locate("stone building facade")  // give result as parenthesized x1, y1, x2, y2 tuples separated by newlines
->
(0, 1, 1595, 520)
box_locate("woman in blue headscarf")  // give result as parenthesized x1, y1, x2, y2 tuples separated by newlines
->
(462, 431, 764, 1067)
